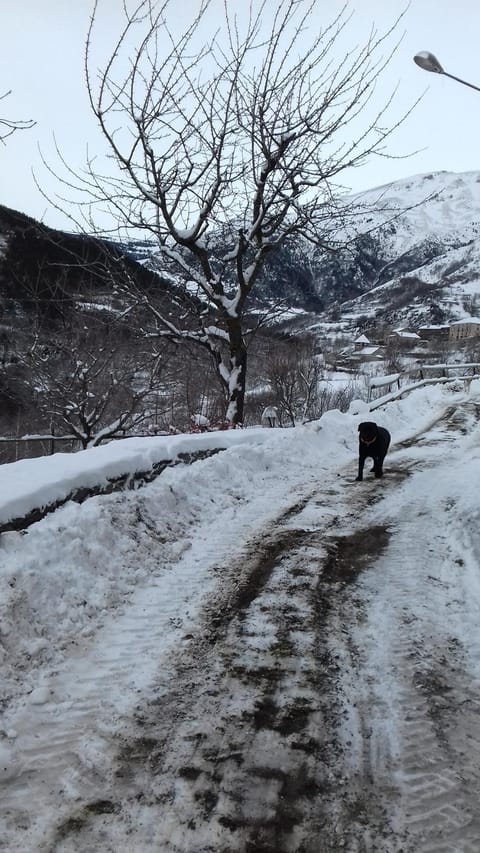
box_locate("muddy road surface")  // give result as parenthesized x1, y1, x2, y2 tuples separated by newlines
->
(2, 400, 480, 852)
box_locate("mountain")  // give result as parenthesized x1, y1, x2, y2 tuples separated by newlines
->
(1, 171, 480, 443)
(121, 169, 480, 336)
(0, 204, 207, 436)
(328, 170, 480, 330)
(274, 170, 480, 334)
(3, 169, 480, 338)
(0, 205, 182, 322)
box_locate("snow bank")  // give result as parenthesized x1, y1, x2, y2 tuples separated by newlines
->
(0, 428, 271, 527)
(0, 380, 475, 530)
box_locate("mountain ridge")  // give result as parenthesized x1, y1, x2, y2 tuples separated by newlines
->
(270, 169, 480, 334)
(1, 168, 480, 336)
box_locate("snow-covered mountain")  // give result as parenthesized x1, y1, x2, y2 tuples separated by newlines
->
(2, 169, 480, 343)
(303, 169, 480, 332)
(235, 169, 480, 337)
(351, 170, 480, 253)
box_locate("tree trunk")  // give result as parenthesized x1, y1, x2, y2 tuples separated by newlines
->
(226, 318, 247, 426)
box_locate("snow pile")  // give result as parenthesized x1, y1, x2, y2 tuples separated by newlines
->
(0, 427, 274, 528)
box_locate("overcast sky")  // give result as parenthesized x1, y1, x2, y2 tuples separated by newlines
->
(1, 0, 479, 232)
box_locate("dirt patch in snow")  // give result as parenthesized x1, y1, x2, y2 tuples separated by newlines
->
(322, 525, 391, 586)
(89, 515, 398, 852)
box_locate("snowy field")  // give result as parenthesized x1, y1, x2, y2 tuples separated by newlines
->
(1, 380, 480, 851)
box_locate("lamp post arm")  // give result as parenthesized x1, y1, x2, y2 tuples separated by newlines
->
(442, 71, 480, 93)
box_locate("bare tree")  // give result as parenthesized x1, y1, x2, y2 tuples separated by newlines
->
(265, 338, 322, 425)
(51, 0, 414, 424)
(384, 335, 404, 373)
(0, 90, 35, 143)
(25, 329, 165, 448)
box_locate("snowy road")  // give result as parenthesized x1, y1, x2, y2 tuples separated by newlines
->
(1, 389, 480, 851)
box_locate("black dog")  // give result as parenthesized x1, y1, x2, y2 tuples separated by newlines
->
(356, 421, 391, 481)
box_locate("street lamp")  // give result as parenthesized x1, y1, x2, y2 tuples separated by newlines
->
(414, 51, 480, 93)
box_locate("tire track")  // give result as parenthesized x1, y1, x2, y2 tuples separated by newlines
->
(336, 402, 480, 852)
(0, 480, 324, 852)
(57, 484, 398, 853)
(4, 397, 480, 852)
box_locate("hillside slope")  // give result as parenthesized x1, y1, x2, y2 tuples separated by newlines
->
(3, 169, 480, 336)
(254, 170, 480, 332)
(333, 170, 480, 329)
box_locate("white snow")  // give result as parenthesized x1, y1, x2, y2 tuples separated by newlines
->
(0, 428, 272, 528)
(368, 372, 401, 389)
(331, 170, 480, 329)
(0, 379, 479, 849)
(348, 170, 480, 256)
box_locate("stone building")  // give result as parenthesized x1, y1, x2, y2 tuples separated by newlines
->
(448, 319, 480, 342)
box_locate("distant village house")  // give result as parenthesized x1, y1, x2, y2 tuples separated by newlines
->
(448, 319, 480, 342)
(354, 334, 371, 350)
(418, 325, 450, 341)
(339, 340, 383, 367)
(387, 328, 422, 346)
(356, 345, 384, 363)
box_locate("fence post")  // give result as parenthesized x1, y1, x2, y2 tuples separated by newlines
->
(50, 422, 55, 456)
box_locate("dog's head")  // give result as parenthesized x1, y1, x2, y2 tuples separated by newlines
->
(358, 421, 379, 444)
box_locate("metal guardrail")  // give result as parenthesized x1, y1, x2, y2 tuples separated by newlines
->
(415, 363, 480, 379)
(367, 363, 480, 402)
(0, 435, 80, 465)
